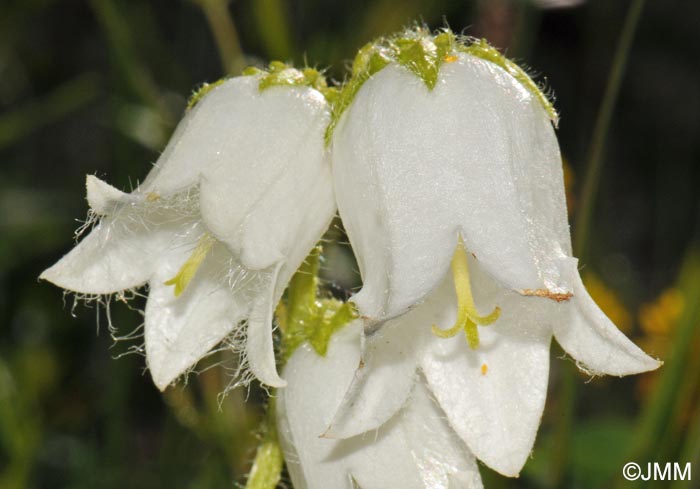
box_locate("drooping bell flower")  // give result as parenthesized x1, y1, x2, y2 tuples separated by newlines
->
(325, 252, 661, 477)
(277, 321, 483, 489)
(41, 63, 336, 390)
(325, 29, 660, 476)
(330, 29, 575, 322)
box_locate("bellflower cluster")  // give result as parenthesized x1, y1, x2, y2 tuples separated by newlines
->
(42, 27, 660, 489)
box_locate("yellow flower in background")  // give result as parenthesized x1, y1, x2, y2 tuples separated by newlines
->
(562, 158, 576, 217)
(639, 288, 684, 337)
(636, 287, 685, 400)
(583, 271, 632, 334)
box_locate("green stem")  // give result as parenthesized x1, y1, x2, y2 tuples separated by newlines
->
(656, 316, 700, 464)
(556, 2, 646, 486)
(195, 0, 246, 75)
(573, 0, 646, 261)
(673, 392, 700, 489)
(550, 353, 577, 489)
(621, 250, 700, 487)
(245, 397, 283, 489)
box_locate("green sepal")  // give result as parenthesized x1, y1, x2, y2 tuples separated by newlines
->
(325, 27, 558, 143)
(324, 43, 390, 144)
(186, 78, 228, 110)
(278, 246, 358, 361)
(243, 61, 337, 103)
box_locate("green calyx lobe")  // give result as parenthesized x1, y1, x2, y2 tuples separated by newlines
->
(243, 61, 337, 101)
(277, 246, 357, 361)
(188, 61, 338, 111)
(188, 30, 558, 144)
(323, 42, 391, 144)
(393, 30, 455, 89)
(187, 79, 227, 110)
(325, 28, 558, 143)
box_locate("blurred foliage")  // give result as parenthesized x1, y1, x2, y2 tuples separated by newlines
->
(0, 0, 698, 487)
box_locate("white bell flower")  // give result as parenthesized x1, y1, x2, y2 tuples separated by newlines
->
(277, 321, 483, 489)
(331, 30, 574, 321)
(40, 64, 335, 390)
(325, 253, 660, 477)
(324, 30, 661, 477)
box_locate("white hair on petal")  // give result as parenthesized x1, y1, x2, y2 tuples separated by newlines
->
(63, 185, 286, 395)
(74, 208, 99, 242)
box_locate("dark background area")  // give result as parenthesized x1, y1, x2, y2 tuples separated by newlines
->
(1, 1, 699, 488)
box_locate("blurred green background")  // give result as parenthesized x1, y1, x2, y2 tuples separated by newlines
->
(1, 0, 699, 487)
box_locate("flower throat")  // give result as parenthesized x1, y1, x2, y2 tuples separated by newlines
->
(432, 236, 501, 348)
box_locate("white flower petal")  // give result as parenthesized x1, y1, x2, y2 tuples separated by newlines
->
(449, 472, 485, 489)
(331, 65, 456, 319)
(40, 206, 195, 295)
(277, 323, 363, 489)
(553, 272, 661, 376)
(145, 241, 249, 390)
(278, 322, 482, 489)
(327, 276, 457, 439)
(40, 223, 148, 294)
(135, 77, 335, 274)
(246, 261, 287, 388)
(394, 380, 483, 489)
(500, 71, 573, 257)
(444, 55, 573, 293)
(421, 289, 551, 477)
(324, 319, 419, 439)
(86, 175, 138, 215)
(138, 78, 262, 197)
(333, 56, 573, 320)
(45, 75, 335, 393)
(196, 84, 334, 271)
